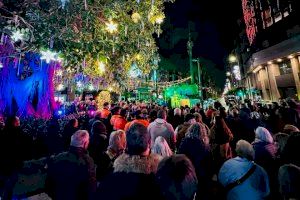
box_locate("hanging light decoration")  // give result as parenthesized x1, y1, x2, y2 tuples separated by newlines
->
(76, 81, 83, 88)
(40, 49, 57, 64)
(0, 62, 3, 68)
(88, 84, 94, 91)
(56, 69, 63, 76)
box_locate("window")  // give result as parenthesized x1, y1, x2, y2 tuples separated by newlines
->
(279, 60, 292, 75)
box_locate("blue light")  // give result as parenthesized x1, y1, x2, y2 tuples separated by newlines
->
(58, 110, 63, 115)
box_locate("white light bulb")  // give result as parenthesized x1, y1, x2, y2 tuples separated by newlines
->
(11, 30, 24, 42)
(40, 50, 57, 64)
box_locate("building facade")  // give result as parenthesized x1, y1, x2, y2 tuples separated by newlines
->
(238, 0, 300, 101)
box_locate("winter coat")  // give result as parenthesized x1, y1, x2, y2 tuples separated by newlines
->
(45, 146, 96, 200)
(278, 163, 300, 199)
(171, 114, 183, 130)
(148, 118, 176, 151)
(111, 115, 127, 130)
(218, 157, 270, 200)
(178, 137, 213, 199)
(97, 153, 162, 200)
(175, 122, 192, 150)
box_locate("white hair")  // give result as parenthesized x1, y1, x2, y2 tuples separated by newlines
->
(152, 136, 173, 157)
(109, 130, 126, 149)
(71, 130, 89, 148)
(236, 140, 255, 160)
(174, 108, 181, 116)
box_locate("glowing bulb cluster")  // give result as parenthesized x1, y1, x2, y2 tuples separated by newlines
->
(105, 20, 118, 34)
(98, 61, 106, 74)
(11, 30, 24, 42)
(57, 84, 64, 91)
(40, 50, 58, 64)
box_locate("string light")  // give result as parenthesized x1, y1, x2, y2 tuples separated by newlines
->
(155, 16, 164, 24)
(108, 87, 113, 92)
(105, 20, 118, 34)
(77, 81, 83, 88)
(88, 84, 94, 91)
(98, 61, 105, 74)
(0, 62, 3, 68)
(56, 69, 63, 76)
(57, 84, 64, 91)
(11, 30, 24, 42)
(40, 50, 57, 64)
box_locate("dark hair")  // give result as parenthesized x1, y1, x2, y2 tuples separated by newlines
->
(156, 154, 198, 200)
(184, 113, 195, 122)
(111, 106, 121, 115)
(282, 132, 300, 166)
(157, 109, 166, 119)
(126, 123, 150, 155)
(92, 120, 107, 135)
(103, 102, 109, 107)
(69, 118, 78, 127)
(120, 109, 127, 117)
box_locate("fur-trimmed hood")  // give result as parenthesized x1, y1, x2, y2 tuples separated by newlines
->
(114, 153, 162, 174)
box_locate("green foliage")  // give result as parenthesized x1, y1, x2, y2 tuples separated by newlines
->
(1, 0, 174, 87)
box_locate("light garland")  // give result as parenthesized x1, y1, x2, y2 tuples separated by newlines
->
(40, 49, 57, 64)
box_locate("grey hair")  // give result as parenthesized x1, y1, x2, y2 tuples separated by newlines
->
(109, 130, 126, 148)
(70, 130, 89, 148)
(152, 136, 173, 157)
(236, 140, 255, 160)
(174, 108, 181, 116)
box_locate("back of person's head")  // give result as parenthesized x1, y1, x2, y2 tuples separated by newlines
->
(120, 109, 127, 117)
(126, 122, 150, 155)
(193, 112, 201, 122)
(103, 102, 109, 108)
(152, 136, 173, 157)
(174, 108, 181, 116)
(236, 140, 255, 160)
(283, 124, 299, 135)
(274, 133, 289, 155)
(282, 132, 300, 166)
(184, 113, 195, 123)
(109, 130, 126, 155)
(91, 120, 107, 135)
(112, 106, 121, 115)
(157, 109, 167, 120)
(149, 110, 157, 120)
(68, 118, 78, 128)
(94, 111, 102, 120)
(186, 123, 202, 139)
(71, 130, 89, 149)
(156, 154, 198, 200)
(255, 126, 273, 143)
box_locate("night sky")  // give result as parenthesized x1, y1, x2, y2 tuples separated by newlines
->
(158, 0, 243, 87)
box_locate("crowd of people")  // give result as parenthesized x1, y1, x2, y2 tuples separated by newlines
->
(0, 98, 300, 200)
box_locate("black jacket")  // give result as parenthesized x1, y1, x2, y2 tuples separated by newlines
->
(45, 146, 96, 200)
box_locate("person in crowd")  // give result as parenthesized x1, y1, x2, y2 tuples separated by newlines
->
(88, 120, 108, 162)
(282, 124, 299, 134)
(124, 110, 150, 131)
(274, 133, 289, 159)
(175, 113, 196, 150)
(151, 136, 173, 157)
(45, 130, 96, 200)
(101, 102, 111, 119)
(62, 118, 79, 150)
(178, 123, 212, 200)
(210, 116, 233, 171)
(148, 109, 157, 123)
(96, 130, 126, 181)
(252, 127, 277, 171)
(88, 111, 102, 133)
(194, 112, 210, 143)
(279, 132, 300, 199)
(218, 140, 270, 200)
(155, 154, 198, 200)
(171, 108, 184, 129)
(206, 105, 214, 122)
(97, 123, 162, 200)
(148, 109, 176, 151)
(111, 108, 127, 131)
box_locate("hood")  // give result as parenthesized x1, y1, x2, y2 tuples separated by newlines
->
(114, 153, 162, 174)
(153, 118, 167, 127)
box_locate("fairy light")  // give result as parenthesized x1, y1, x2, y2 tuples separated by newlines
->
(40, 50, 57, 64)
(105, 20, 118, 34)
(98, 61, 106, 74)
(11, 30, 24, 42)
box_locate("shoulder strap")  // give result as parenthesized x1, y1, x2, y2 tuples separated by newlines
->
(225, 164, 256, 192)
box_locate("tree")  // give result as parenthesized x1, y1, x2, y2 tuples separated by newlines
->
(0, 0, 175, 89)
